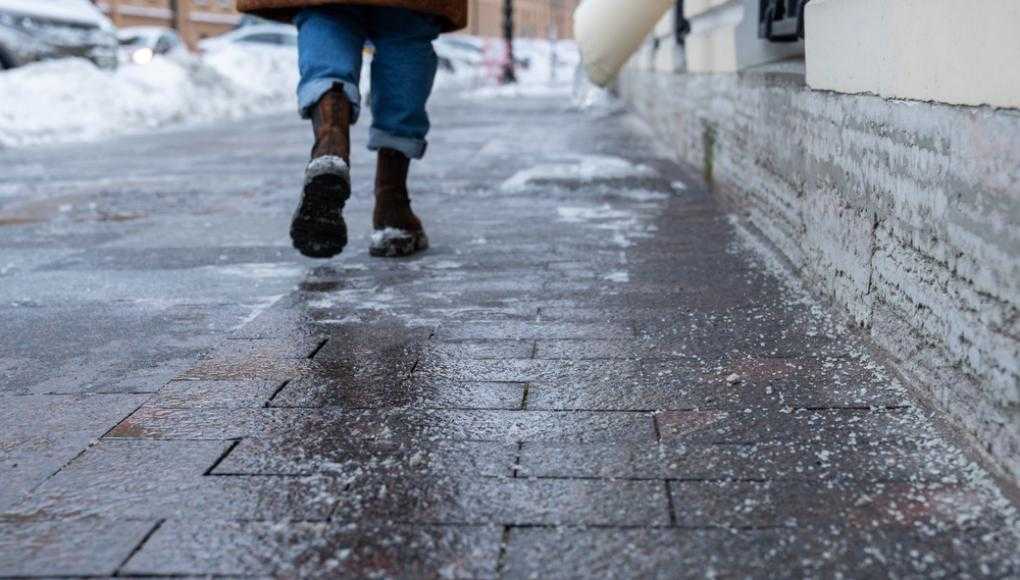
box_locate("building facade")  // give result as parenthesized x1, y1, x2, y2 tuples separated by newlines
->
(96, 0, 242, 47)
(467, 0, 581, 39)
(96, 0, 580, 47)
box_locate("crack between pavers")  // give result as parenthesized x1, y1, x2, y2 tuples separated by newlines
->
(511, 442, 523, 479)
(203, 439, 242, 476)
(306, 337, 330, 359)
(113, 518, 164, 577)
(263, 379, 292, 408)
(664, 481, 678, 527)
(26, 396, 152, 497)
(496, 526, 513, 579)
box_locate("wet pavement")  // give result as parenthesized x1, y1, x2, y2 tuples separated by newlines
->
(2, 89, 1019, 578)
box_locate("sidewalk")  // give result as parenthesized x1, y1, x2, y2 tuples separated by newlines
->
(1, 90, 1018, 577)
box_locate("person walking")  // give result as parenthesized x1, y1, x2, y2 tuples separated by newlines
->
(235, 1, 467, 258)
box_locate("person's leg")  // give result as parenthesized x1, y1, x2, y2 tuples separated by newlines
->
(295, 6, 366, 120)
(365, 8, 441, 257)
(366, 8, 441, 158)
(290, 7, 367, 258)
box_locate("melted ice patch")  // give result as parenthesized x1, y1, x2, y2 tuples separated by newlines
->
(500, 155, 658, 192)
(211, 262, 303, 279)
(556, 204, 633, 223)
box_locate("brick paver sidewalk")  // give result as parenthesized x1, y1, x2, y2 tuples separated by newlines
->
(2, 92, 1018, 577)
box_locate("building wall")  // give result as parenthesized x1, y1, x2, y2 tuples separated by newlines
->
(467, 0, 580, 39)
(99, 0, 577, 47)
(98, 0, 241, 47)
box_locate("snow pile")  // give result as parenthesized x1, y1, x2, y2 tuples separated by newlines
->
(0, 45, 298, 148)
(0, 36, 579, 148)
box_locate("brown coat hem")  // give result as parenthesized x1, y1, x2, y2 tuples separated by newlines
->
(236, 0, 468, 33)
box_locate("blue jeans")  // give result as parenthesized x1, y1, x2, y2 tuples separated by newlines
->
(295, 6, 441, 159)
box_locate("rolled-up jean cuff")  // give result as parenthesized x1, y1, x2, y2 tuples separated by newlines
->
(368, 128, 428, 159)
(298, 79, 361, 122)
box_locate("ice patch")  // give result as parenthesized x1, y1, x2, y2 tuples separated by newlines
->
(604, 271, 629, 283)
(501, 155, 658, 192)
(556, 204, 633, 223)
(610, 189, 670, 202)
(428, 260, 463, 270)
(212, 262, 303, 279)
(462, 83, 572, 100)
(232, 294, 286, 330)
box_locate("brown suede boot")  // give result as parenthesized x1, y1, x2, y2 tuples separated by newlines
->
(370, 148, 429, 257)
(290, 86, 352, 258)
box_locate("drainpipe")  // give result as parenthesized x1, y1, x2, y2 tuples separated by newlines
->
(169, 0, 192, 48)
(501, 0, 516, 83)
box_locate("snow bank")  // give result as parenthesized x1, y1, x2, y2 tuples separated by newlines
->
(0, 36, 579, 149)
(0, 45, 298, 148)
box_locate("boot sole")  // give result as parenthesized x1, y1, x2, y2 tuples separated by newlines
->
(369, 229, 429, 258)
(291, 158, 350, 259)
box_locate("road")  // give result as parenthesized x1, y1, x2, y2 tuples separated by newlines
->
(1, 88, 1018, 576)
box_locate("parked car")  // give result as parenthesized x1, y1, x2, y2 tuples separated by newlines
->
(435, 35, 485, 67)
(118, 26, 186, 66)
(197, 24, 297, 52)
(0, 0, 118, 70)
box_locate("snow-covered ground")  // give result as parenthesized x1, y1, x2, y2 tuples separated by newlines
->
(0, 37, 579, 149)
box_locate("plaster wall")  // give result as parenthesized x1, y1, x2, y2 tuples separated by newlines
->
(806, 0, 1020, 109)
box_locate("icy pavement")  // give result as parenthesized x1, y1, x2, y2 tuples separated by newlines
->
(1, 87, 1018, 577)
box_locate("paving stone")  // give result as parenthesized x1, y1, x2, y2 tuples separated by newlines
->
(7, 439, 341, 521)
(428, 340, 535, 359)
(414, 357, 641, 386)
(433, 321, 633, 340)
(534, 339, 652, 360)
(655, 408, 923, 444)
(214, 438, 517, 477)
(151, 380, 283, 408)
(336, 477, 670, 526)
(174, 355, 318, 381)
(669, 479, 1008, 529)
(272, 377, 526, 409)
(41, 245, 302, 271)
(0, 519, 156, 577)
(0, 302, 240, 395)
(0, 394, 147, 510)
(208, 335, 327, 359)
(311, 322, 433, 362)
(107, 407, 655, 443)
(641, 357, 907, 408)
(518, 440, 967, 482)
(526, 357, 905, 410)
(502, 526, 1020, 579)
(122, 520, 501, 578)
